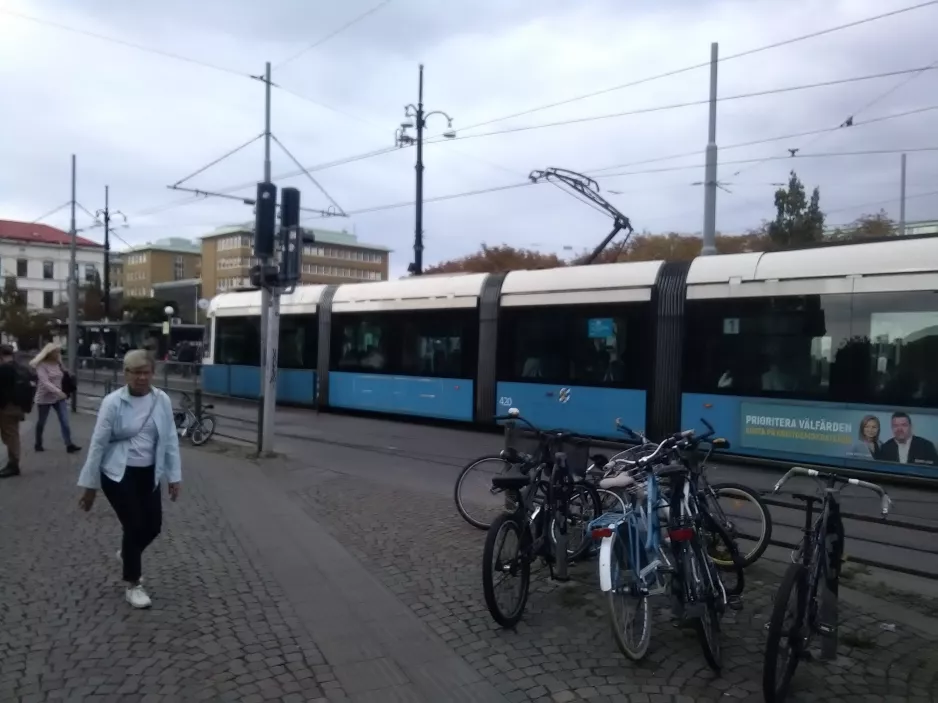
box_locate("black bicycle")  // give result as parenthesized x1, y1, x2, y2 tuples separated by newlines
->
(762, 466, 891, 702)
(593, 421, 773, 568)
(481, 411, 602, 628)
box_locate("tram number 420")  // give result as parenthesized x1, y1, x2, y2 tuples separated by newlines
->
(498, 397, 513, 407)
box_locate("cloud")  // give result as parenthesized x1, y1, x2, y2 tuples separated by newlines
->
(2, 0, 936, 278)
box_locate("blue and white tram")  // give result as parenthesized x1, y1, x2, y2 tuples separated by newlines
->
(203, 235, 938, 479)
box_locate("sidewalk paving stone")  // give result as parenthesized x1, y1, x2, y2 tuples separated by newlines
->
(0, 416, 338, 703)
(294, 475, 938, 703)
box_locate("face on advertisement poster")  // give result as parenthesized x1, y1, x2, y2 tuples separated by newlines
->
(740, 402, 938, 467)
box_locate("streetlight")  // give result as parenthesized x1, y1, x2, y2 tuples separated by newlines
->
(394, 63, 456, 276)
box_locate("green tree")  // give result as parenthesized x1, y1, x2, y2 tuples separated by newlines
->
(121, 297, 167, 323)
(767, 170, 825, 250)
(80, 270, 105, 320)
(0, 277, 53, 350)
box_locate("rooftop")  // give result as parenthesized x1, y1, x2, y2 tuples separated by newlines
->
(203, 222, 391, 252)
(123, 237, 201, 255)
(0, 220, 100, 248)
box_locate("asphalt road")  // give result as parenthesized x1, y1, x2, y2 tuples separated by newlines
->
(73, 379, 938, 584)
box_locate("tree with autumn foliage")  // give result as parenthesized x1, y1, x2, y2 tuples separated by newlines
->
(828, 209, 897, 241)
(424, 244, 566, 274)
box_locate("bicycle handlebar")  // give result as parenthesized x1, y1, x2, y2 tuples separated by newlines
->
(773, 466, 892, 517)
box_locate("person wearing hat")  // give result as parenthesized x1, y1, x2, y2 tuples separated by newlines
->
(30, 342, 80, 454)
(77, 349, 181, 609)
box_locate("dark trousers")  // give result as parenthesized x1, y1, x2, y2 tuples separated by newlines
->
(101, 465, 162, 583)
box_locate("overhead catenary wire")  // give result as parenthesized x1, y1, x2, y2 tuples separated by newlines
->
(441, 0, 938, 136)
(172, 134, 264, 187)
(184, 72, 938, 214)
(732, 57, 938, 179)
(273, 0, 393, 70)
(421, 67, 938, 145)
(584, 104, 938, 175)
(270, 134, 348, 216)
(304, 146, 938, 219)
(0, 8, 252, 79)
(31, 202, 71, 224)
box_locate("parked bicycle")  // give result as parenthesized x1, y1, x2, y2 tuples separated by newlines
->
(589, 421, 773, 568)
(481, 409, 602, 628)
(588, 420, 745, 670)
(455, 411, 601, 549)
(763, 466, 891, 702)
(173, 392, 217, 446)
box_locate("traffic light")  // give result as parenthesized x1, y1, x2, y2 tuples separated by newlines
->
(253, 181, 278, 258)
(279, 187, 301, 285)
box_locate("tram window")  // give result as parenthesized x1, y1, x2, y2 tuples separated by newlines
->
(682, 295, 853, 398)
(215, 316, 261, 366)
(278, 314, 318, 369)
(496, 304, 648, 389)
(332, 314, 390, 372)
(851, 291, 938, 408)
(399, 310, 477, 379)
(331, 310, 478, 378)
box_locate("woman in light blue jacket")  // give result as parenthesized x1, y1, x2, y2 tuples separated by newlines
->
(77, 349, 182, 609)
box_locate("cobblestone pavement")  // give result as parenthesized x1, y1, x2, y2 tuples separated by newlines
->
(0, 422, 340, 703)
(296, 477, 938, 703)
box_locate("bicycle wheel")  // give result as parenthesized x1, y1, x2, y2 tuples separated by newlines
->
(763, 562, 808, 703)
(707, 481, 773, 568)
(482, 513, 531, 628)
(551, 482, 603, 562)
(686, 536, 722, 672)
(454, 456, 518, 530)
(190, 414, 216, 446)
(701, 512, 745, 597)
(604, 527, 652, 661)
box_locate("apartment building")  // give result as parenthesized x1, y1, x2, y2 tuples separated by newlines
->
(119, 237, 202, 298)
(109, 252, 124, 289)
(0, 219, 103, 310)
(200, 224, 390, 297)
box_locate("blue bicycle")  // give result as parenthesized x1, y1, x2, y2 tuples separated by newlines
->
(589, 421, 744, 668)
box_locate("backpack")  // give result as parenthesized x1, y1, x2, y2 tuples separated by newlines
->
(12, 363, 37, 413)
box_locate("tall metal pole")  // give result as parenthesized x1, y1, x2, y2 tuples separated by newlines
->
(67, 155, 78, 412)
(259, 60, 280, 455)
(899, 153, 907, 236)
(413, 64, 425, 276)
(103, 185, 111, 320)
(701, 42, 719, 256)
(257, 61, 272, 453)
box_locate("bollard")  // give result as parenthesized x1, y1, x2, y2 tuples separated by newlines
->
(162, 361, 169, 389)
(194, 388, 202, 419)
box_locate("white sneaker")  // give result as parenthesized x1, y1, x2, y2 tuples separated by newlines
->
(125, 584, 152, 609)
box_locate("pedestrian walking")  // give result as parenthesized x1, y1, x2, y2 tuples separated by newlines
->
(30, 342, 80, 454)
(0, 343, 36, 478)
(77, 349, 182, 609)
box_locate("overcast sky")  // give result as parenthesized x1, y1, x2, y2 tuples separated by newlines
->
(2, 0, 937, 277)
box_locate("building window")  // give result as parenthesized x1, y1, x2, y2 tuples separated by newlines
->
(42, 291, 54, 309)
(42, 261, 54, 279)
(16, 258, 27, 277)
(174, 256, 185, 280)
(84, 264, 97, 284)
